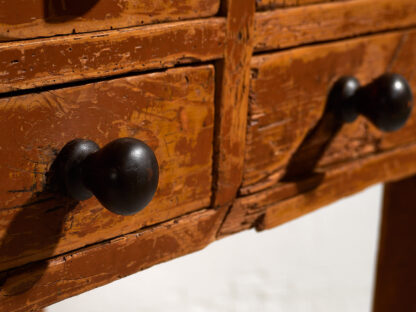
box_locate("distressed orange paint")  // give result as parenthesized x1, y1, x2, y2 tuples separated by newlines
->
(0, 0, 220, 40)
(0, 18, 225, 93)
(254, 0, 416, 52)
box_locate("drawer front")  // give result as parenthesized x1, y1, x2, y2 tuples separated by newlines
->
(254, 0, 416, 52)
(243, 30, 416, 193)
(0, 18, 225, 93)
(0, 0, 219, 41)
(0, 65, 214, 271)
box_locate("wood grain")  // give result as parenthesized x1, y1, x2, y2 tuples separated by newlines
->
(0, 65, 214, 272)
(0, 0, 219, 41)
(243, 29, 416, 193)
(0, 208, 227, 312)
(212, 0, 255, 208)
(373, 176, 416, 312)
(220, 143, 416, 236)
(0, 18, 225, 93)
(256, 0, 341, 11)
(254, 0, 416, 52)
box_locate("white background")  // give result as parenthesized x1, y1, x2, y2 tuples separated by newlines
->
(47, 184, 383, 312)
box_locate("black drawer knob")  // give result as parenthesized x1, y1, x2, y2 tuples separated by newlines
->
(52, 138, 159, 216)
(330, 73, 413, 132)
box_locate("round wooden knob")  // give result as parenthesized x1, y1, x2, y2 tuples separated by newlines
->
(330, 73, 413, 132)
(53, 138, 159, 215)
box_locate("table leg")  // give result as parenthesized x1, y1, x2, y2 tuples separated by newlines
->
(373, 176, 416, 312)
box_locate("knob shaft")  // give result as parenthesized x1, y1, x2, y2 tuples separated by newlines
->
(52, 138, 159, 216)
(330, 73, 413, 132)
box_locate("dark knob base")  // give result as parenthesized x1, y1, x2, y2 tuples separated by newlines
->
(52, 138, 159, 216)
(327, 76, 360, 123)
(52, 139, 99, 201)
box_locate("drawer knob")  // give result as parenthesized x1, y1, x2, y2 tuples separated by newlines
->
(52, 138, 159, 216)
(331, 73, 413, 132)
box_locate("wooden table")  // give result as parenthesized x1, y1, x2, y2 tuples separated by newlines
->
(0, 0, 415, 310)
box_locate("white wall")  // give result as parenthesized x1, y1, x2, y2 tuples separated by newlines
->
(47, 184, 383, 312)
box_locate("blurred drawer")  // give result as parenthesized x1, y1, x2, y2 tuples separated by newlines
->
(243, 29, 416, 194)
(254, 0, 416, 52)
(0, 65, 214, 271)
(0, 0, 220, 41)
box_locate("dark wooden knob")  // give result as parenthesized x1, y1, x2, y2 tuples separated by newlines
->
(330, 73, 413, 132)
(52, 138, 159, 216)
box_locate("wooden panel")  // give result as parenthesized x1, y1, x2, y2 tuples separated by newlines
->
(0, 18, 225, 93)
(0, 0, 220, 41)
(0, 65, 214, 272)
(243, 30, 416, 193)
(219, 143, 416, 236)
(373, 176, 416, 312)
(256, 0, 341, 11)
(254, 0, 416, 52)
(0, 208, 227, 312)
(212, 0, 254, 208)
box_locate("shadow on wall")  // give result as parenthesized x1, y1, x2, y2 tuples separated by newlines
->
(44, 0, 100, 23)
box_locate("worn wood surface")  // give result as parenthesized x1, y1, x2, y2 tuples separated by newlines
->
(0, 208, 227, 312)
(373, 176, 416, 312)
(254, 0, 416, 52)
(243, 30, 416, 193)
(212, 0, 254, 208)
(256, 0, 340, 10)
(0, 65, 214, 272)
(0, 0, 219, 41)
(220, 143, 416, 236)
(0, 18, 225, 93)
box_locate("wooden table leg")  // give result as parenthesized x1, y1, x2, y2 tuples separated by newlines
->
(373, 176, 416, 312)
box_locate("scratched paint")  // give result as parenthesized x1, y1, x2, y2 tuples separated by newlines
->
(0, 18, 226, 93)
(254, 0, 416, 52)
(256, 0, 337, 10)
(0, 0, 220, 40)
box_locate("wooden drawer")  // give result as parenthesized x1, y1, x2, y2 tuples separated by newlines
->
(0, 65, 214, 272)
(218, 29, 416, 237)
(243, 29, 416, 194)
(254, 0, 416, 52)
(0, 0, 220, 41)
(0, 18, 225, 93)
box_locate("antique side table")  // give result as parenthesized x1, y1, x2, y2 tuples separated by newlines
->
(0, 0, 415, 311)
